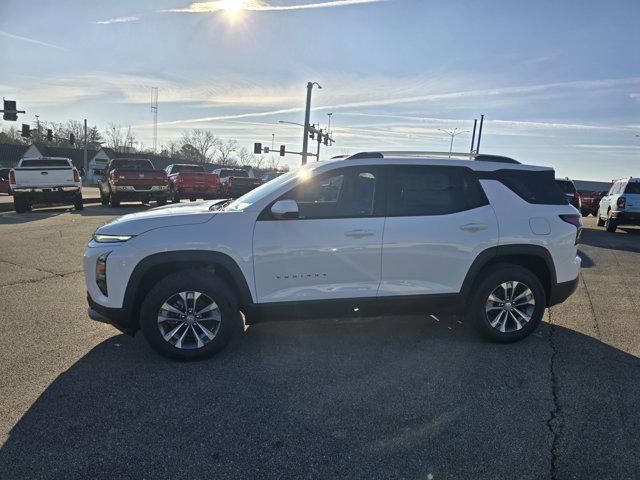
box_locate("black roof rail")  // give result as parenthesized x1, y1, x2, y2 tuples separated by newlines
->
(347, 152, 384, 159)
(473, 154, 520, 164)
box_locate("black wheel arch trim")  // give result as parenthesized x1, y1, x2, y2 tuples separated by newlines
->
(460, 244, 558, 304)
(122, 250, 254, 314)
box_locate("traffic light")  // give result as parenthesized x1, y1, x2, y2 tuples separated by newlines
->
(3, 100, 17, 121)
(309, 131, 315, 140)
(279, 145, 286, 157)
(254, 142, 262, 154)
(21, 124, 30, 138)
(46, 129, 53, 142)
(69, 133, 75, 145)
(324, 136, 329, 146)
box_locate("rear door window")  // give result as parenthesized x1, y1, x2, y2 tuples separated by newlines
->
(556, 180, 576, 194)
(20, 159, 70, 168)
(387, 165, 488, 216)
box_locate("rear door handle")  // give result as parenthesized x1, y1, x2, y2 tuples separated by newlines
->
(460, 223, 488, 232)
(345, 229, 375, 238)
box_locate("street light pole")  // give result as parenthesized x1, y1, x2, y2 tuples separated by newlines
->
(327, 112, 333, 135)
(301, 82, 321, 165)
(438, 128, 469, 157)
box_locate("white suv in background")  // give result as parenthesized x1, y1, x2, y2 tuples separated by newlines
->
(597, 177, 640, 232)
(84, 152, 582, 360)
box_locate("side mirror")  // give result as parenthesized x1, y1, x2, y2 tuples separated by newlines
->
(271, 199, 299, 219)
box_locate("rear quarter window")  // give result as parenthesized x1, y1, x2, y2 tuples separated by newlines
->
(479, 169, 568, 205)
(555, 180, 577, 194)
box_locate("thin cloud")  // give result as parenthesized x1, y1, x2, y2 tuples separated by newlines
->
(0, 30, 67, 51)
(164, 0, 388, 14)
(94, 16, 140, 25)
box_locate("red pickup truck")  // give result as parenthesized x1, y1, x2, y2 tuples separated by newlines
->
(99, 158, 169, 207)
(580, 190, 608, 217)
(165, 164, 221, 202)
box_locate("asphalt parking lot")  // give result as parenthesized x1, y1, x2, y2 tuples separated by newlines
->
(0, 205, 639, 480)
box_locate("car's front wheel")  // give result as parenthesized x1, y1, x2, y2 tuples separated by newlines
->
(468, 265, 546, 343)
(139, 269, 242, 360)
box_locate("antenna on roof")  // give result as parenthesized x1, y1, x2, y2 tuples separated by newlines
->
(151, 87, 158, 153)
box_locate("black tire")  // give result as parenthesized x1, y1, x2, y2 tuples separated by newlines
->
(189, 197, 197, 202)
(13, 194, 28, 214)
(605, 211, 617, 233)
(100, 187, 108, 206)
(139, 269, 242, 360)
(597, 215, 605, 227)
(108, 190, 120, 208)
(581, 210, 588, 217)
(467, 264, 546, 343)
(172, 191, 181, 203)
(73, 194, 84, 211)
(156, 198, 167, 206)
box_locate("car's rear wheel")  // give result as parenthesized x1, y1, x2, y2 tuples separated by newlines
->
(468, 265, 546, 343)
(139, 269, 242, 360)
(73, 193, 84, 211)
(189, 197, 197, 202)
(108, 190, 120, 208)
(100, 188, 108, 206)
(156, 198, 167, 206)
(597, 214, 605, 227)
(13, 194, 29, 214)
(605, 212, 617, 232)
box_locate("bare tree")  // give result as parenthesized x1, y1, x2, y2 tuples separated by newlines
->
(179, 129, 218, 163)
(214, 139, 239, 166)
(267, 155, 282, 171)
(104, 124, 136, 153)
(0, 126, 29, 145)
(238, 147, 264, 169)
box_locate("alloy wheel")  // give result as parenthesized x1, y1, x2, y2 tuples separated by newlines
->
(485, 281, 536, 333)
(157, 291, 221, 349)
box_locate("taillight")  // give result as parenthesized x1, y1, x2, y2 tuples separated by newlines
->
(73, 169, 80, 182)
(617, 197, 626, 208)
(560, 214, 582, 244)
(9, 170, 15, 185)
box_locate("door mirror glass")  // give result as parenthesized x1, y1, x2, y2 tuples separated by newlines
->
(271, 199, 299, 219)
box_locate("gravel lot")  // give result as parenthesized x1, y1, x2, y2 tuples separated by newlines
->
(1, 206, 639, 479)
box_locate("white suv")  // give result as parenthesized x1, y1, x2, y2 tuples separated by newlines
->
(84, 152, 582, 359)
(596, 177, 640, 232)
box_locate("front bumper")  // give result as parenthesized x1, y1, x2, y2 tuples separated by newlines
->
(610, 211, 640, 226)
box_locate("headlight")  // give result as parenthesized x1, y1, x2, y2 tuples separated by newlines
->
(93, 234, 134, 243)
(96, 252, 110, 296)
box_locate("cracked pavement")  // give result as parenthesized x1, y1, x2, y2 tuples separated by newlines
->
(0, 206, 639, 479)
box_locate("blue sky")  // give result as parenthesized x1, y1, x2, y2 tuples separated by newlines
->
(1, 0, 638, 179)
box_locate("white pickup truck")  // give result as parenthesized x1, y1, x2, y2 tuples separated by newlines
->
(10, 157, 83, 213)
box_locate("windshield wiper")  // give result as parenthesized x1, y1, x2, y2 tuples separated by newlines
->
(209, 199, 234, 211)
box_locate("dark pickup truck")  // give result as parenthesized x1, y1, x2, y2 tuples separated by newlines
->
(99, 158, 169, 207)
(213, 168, 262, 198)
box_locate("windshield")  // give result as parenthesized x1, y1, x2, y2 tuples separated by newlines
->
(112, 159, 155, 170)
(173, 164, 204, 173)
(223, 171, 298, 211)
(219, 169, 248, 177)
(555, 180, 576, 194)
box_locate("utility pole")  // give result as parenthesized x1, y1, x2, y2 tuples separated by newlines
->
(301, 82, 321, 165)
(470, 119, 477, 153)
(151, 87, 158, 153)
(83, 118, 88, 178)
(271, 133, 275, 151)
(438, 128, 469, 156)
(476, 114, 485, 154)
(327, 113, 333, 135)
(316, 127, 323, 162)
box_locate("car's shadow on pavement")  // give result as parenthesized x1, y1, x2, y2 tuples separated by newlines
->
(579, 224, 640, 254)
(1, 315, 639, 479)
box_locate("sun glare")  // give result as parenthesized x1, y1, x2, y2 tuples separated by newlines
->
(217, 0, 249, 20)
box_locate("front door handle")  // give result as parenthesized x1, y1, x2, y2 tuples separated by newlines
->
(460, 223, 488, 232)
(345, 229, 374, 238)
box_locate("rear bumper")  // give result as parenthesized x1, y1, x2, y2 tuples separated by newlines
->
(13, 187, 81, 203)
(226, 185, 260, 197)
(87, 293, 137, 335)
(112, 185, 169, 200)
(610, 211, 640, 226)
(177, 186, 221, 197)
(548, 275, 579, 307)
